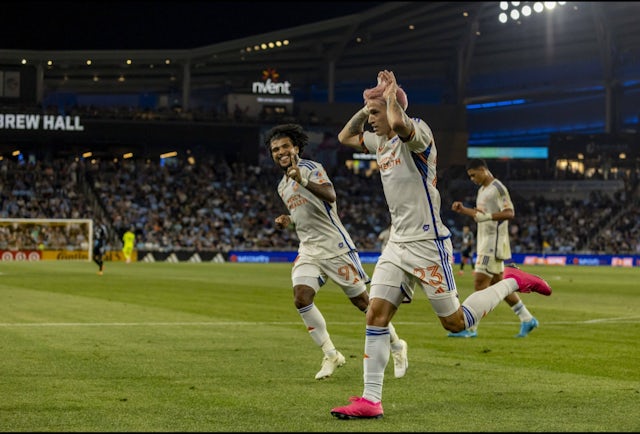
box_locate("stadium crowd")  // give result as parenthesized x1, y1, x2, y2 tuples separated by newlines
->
(0, 152, 638, 255)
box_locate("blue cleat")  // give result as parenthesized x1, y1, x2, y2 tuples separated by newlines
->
(448, 329, 478, 338)
(516, 317, 539, 337)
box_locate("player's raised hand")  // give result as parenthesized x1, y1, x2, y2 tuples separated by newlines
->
(380, 70, 398, 100)
(286, 150, 302, 184)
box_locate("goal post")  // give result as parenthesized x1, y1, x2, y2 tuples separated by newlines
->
(0, 218, 93, 261)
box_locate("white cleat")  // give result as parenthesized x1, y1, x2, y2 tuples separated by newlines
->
(315, 351, 346, 380)
(391, 339, 409, 378)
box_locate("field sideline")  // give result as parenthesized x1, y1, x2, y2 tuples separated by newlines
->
(0, 261, 638, 432)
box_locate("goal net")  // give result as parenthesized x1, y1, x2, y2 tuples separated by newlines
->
(0, 218, 92, 261)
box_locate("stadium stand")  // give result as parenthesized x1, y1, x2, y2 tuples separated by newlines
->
(1, 3, 639, 259)
(1, 153, 638, 256)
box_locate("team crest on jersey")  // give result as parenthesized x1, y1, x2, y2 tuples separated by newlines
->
(422, 224, 430, 231)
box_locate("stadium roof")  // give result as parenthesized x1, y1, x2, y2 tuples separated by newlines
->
(2, 1, 639, 105)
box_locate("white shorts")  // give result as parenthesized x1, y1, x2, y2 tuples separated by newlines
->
(370, 239, 461, 317)
(291, 250, 369, 298)
(474, 254, 504, 277)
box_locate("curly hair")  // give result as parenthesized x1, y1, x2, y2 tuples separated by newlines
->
(264, 123, 309, 155)
(363, 81, 408, 110)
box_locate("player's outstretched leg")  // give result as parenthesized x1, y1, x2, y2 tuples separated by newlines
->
(504, 264, 552, 296)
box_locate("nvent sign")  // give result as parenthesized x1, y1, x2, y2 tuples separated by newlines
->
(252, 68, 291, 95)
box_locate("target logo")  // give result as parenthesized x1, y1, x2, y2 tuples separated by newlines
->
(29, 251, 41, 261)
(0, 250, 43, 261)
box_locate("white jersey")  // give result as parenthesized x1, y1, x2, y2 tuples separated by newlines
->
(362, 118, 451, 242)
(475, 179, 513, 260)
(277, 158, 357, 259)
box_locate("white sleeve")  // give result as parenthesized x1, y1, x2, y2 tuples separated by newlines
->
(405, 118, 433, 153)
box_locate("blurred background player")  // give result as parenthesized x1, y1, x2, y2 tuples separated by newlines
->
(450, 158, 539, 338)
(122, 226, 136, 264)
(458, 225, 475, 275)
(266, 123, 409, 381)
(93, 221, 108, 275)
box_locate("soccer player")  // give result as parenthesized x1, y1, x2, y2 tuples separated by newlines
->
(93, 221, 108, 275)
(122, 226, 136, 264)
(265, 123, 409, 381)
(458, 225, 475, 276)
(330, 70, 552, 419)
(449, 158, 538, 338)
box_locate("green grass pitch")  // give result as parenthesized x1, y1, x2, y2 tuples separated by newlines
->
(0, 261, 638, 432)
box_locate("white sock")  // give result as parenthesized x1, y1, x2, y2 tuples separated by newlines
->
(298, 303, 335, 356)
(362, 326, 389, 403)
(461, 279, 517, 328)
(512, 300, 533, 322)
(365, 307, 402, 351)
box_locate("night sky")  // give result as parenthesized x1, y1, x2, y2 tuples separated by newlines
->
(3, 1, 382, 50)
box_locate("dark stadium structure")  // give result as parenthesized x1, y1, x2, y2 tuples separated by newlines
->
(1, 2, 639, 173)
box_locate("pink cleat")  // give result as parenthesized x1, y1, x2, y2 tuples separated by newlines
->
(331, 396, 383, 420)
(504, 265, 552, 296)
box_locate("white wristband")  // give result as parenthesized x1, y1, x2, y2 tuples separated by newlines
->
(474, 211, 491, 222)
(300, 177, 308, 187)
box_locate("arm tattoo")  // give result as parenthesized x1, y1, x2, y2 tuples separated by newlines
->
(347, 110, 368, 135)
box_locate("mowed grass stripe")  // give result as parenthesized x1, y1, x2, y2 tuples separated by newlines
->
(0, 261, 638, 432)
(1, 316, 639, 327)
